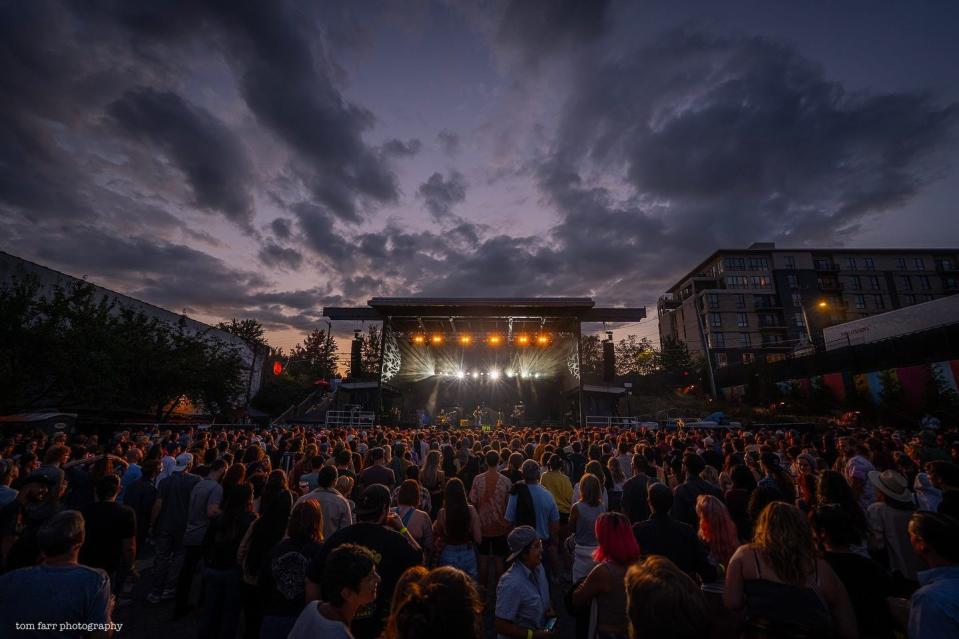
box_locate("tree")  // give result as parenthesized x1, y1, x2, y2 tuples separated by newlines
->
(614, 335, 660, 376)
(216, 318, 268, 348)
(878, 368, 907, 424)
(0, 276, 246, 418)
(288, 327, 338, 380)
(580, 334, 603, 375)
(659, 336, 694, 377)
(924, 365, 959, 422)
(360, 324, 382, 377)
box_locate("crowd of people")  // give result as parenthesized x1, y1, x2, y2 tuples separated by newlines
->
(1, 421, 958, 639)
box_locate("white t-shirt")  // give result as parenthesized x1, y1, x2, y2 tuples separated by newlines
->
(288, 602, 354, 639)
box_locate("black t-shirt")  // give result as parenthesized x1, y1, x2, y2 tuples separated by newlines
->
(0, 500, 60, 572)
(79, 501, 136, 574)
(824, 551, 895, 639)
(307, 522, 422, 639)
(122, 478, 157, 542)
(260, 537, 325, 617)
(204, 511, 257, 570)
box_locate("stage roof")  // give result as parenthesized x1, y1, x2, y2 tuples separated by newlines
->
(323, 297, 646, 328)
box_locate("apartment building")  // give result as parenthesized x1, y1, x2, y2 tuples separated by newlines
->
(657, 243, 959, 368)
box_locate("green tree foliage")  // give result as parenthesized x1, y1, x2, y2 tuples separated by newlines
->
(0, 277, 246, 419)
(614, 335, 660, 376)
(287, 327, 338, 380)
(924, 366, 959, 422)
(580, 334, 603, 375)
(360, 324, 382, 377)
(216, 317, 267, 347)
(659, 336, 694, 376)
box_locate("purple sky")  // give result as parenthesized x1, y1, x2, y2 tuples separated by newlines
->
(2, 1, 958, 351)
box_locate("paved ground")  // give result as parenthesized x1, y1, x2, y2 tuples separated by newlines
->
(114, 552, 577, 639)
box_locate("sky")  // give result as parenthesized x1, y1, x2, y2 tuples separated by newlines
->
(2, 0, 958, 355)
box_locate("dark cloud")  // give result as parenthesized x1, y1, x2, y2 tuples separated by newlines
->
(496, 0, 612, 68)
(437, 130, 460, 156)
(270, 218, 293, 240)
(417, 171, 467, 220)
(109, 88, 255, 230)
(258, 241, 303, 271)
(292, 202, 352, 263)
(382, 138, 423, 157)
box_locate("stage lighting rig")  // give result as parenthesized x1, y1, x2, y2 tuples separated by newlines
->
(412, 334, 425, 345)
(456, 370, 465, 379)
(487, 334, 502, 346)
(431, 335, 444, 345)
(536, 334, 550, 346)
(516, 334, 530, 346)
(459, 334, 472, 346)
(489, 370, 500, 380)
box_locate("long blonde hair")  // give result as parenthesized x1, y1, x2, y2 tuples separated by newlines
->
(752, 502, 818, 586)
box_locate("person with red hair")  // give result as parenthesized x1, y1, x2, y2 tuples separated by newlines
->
(572, 512, 639, 639)
(696, 494, 741, 576)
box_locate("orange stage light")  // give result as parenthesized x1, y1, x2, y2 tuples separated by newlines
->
(516, 334, 530, 346)
(459, 335, 472, 345)
(487, 335, 501, 345)
(431, 335, 444, 345)
(536, 334, 550, 346)
(413, 335, 425, 345)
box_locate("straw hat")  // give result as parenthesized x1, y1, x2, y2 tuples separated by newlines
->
(868, 470, 913, 503)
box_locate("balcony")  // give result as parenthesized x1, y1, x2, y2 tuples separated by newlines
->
(818, 278, 843, 291)
(760, 340, 792, 349)
(657, 294, 681, 309)
(815, 263, 840, 272)
(753, 300, 783, 310)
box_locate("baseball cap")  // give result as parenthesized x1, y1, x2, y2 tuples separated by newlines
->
(173, 452, 193, 472)
(355, 484, 391, 518)
(506, 525, 540, 563)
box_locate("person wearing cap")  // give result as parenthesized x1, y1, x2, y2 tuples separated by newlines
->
(494, 525, 555, 639)
(866, 469, 926, 588)
(148, 452, 200, 604)
(0, 466, 62, 571)
(505, 460, 560, 546)
(305, 484, 421, 639)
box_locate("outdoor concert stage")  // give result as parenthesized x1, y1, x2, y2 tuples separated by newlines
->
(324, 298, 646, 427)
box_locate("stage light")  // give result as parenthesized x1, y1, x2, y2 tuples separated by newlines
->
(536, 334, 550, 346)
(456, 370, 465, 379)
(516, 334, 530, 346)
(487, 334, 502, 346)
(471, 371, 479, 379)
(431, 334, 444, 345)
(519, 371, 527, 378)
(534, 372, 541, 378)
(459, 334, 472, 345)
(489, 370, 500, 380)
(505, 369, 515, 377)
(412, 335, 425, 345)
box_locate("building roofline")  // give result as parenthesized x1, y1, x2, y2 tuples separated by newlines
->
(664, 247, 959, 294)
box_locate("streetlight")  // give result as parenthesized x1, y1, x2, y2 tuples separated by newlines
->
(801, 299, 829, 351)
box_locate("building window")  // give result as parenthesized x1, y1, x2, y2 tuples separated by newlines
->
(939, 259, 955, 271)
(854, 294, 866, 309)
(791, 292, 802, 306)
(898, 276, 912, 290)
(849, 275, 861, 290)
(748, 257, 768, 270)
(742, 352, 755, 364)
(794, 313, 806, 328)
(735, 294, 746, 309)
(845, 257, 857, 270)
(946, 277, 958, 290)
(784, 256, 796, 269)
(737, 313, 748, 328)
(913, 257, 925, 271)
(726, 275, 748, 289)
(709, 312, 722, 327)
(873, 295, 885, 309)
(766, 353, 786, 363)
(707, 293, 719, 307)
(904, 294, 916, 305)
(786, 274, 799, 289)
(815, 259, 833, 271)
(864, 257, 875, 271)
(715, 352, 727, 368)
(919, 275, 931, 290)
(711, 333, 725, 348)
(868, 276, 881, 290)
(741, 332, 751, 347)
(723, 257, 746, 270)
(751, 275, 771, 289)
(896, 257, 907, 270)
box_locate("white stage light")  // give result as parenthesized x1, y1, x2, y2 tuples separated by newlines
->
(471, 371, 479, 379)
(489, 370, 500, 380)
(505, 369, 514, 377)
(456, 370, 465, 379)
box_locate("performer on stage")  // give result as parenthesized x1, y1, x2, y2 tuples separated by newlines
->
(511, 400, 525, 426)
(473, 404, 483, 428)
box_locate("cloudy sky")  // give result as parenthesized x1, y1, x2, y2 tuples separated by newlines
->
(2, 0, 958, 351)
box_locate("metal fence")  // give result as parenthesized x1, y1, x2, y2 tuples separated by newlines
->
(325, 409, 376, 427)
